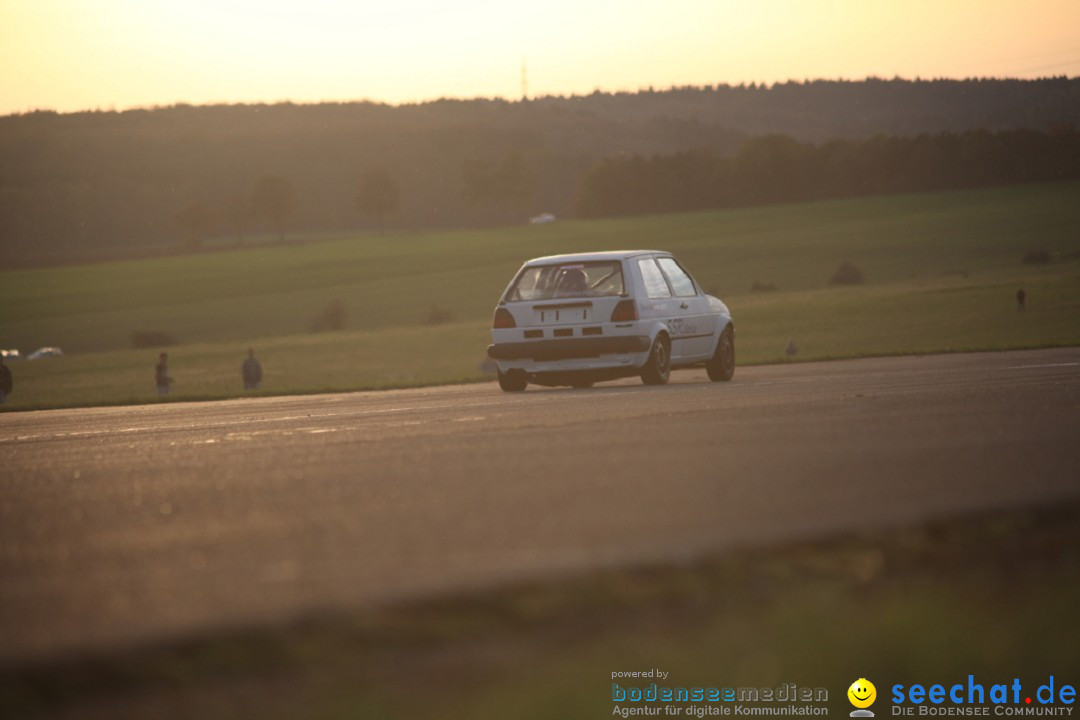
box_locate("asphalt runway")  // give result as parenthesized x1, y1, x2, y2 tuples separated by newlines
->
(1, 348, 1078, 663)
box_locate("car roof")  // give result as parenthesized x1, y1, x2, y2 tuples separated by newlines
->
(524, 250, 667, 266)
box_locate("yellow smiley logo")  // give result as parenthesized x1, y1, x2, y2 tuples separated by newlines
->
(848, 679, 877, 709)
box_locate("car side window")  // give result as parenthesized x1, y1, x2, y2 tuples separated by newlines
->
(638, 259, 672, 299)
(657, 257, 698, 297)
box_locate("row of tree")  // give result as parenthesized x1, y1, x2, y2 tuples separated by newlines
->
(2, 78, 1079, 265)
(175, 169, 401, 247)
(574, 128, 1080, 218)
(170, 153, 538, 247)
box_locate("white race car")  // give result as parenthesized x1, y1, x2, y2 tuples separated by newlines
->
(488, 250, 734, 391)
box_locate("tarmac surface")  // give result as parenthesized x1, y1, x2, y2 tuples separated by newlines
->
(1, 347, 1078, 663)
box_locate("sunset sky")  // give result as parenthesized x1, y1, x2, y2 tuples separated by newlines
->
(2, 0, 1078, 116)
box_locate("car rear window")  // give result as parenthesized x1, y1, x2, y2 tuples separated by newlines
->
(506, 261, 625, 301)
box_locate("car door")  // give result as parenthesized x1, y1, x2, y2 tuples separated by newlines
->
(656, 256, 717, 360)
(636, 256, 697, 362)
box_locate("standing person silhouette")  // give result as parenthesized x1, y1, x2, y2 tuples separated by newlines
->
(0, 356, 12, 404)
(241, 348, 263, 390)
(155, 352, 172, 396)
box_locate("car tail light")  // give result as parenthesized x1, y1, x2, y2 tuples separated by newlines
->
(610, 299, 638, 322)
(493, 307, 516, 329)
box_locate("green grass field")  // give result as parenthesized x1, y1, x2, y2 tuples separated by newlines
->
(2, 183, 1078, 411)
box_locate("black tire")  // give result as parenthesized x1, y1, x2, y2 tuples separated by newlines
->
(706, 326, 735, 382)
(640, 334, 671, 386)
(497, 369, 527, 392)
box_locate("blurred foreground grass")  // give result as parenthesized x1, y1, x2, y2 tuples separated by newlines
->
(4, 501, 1078, 720)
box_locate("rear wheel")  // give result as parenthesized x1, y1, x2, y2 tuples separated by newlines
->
(497, 369, 527, 392)
(706, 326, 735, 382)
(640, 334, 671, 385)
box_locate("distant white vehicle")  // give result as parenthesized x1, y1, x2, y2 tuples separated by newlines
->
(488, 250, 734, 391)
(0, 349, 20, 360)
(27, 347, 63, 360)
(529, 213, 556, 225)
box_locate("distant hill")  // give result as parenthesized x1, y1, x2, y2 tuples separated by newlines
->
(1, 78, 1078, 266)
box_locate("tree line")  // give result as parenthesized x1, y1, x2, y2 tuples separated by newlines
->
(175, 169, 401, 248)
(1, 78, 1079, 266)
(574, 128, 1080, 218)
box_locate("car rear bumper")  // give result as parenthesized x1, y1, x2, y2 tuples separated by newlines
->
(487, 335, 651, 361)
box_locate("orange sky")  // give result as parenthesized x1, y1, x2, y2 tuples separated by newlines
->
(1, 0, 1078, 115)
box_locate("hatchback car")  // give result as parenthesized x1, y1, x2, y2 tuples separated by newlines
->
(487, 250, 734, 391)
